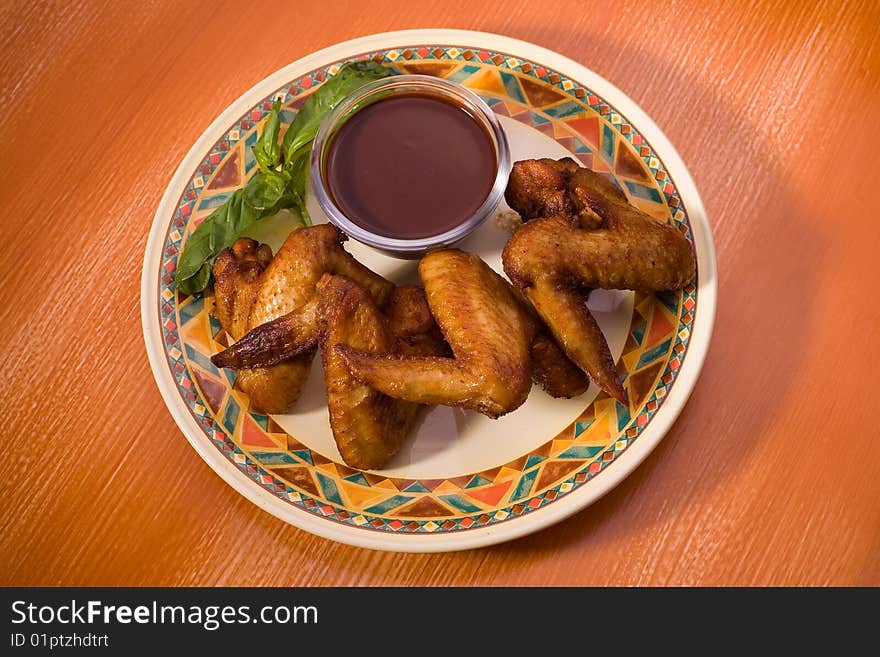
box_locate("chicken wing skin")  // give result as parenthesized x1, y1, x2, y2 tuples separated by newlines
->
(502, 158, 696, 403)
(211, 224, 394, 414)
(505, 157, 622, 230)
(212, 238, 273, 340)
(338, 250, 537, 418)
(210, 263, 447, 372)
(384, 284, 451, 357)
(504, 158, 694, 291)
(525, 275, 622, 402)
(211, 295, 322, 370)
(318, 275, 431, 470)
(212, 237, 313, 413)
(530, 329, 591, 398)
(247, 224, 393, 329)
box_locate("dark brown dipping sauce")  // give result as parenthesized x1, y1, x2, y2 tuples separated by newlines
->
(325, 93, 497, 239)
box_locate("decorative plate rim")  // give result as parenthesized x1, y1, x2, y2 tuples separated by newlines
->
(141, 29, 717, 552)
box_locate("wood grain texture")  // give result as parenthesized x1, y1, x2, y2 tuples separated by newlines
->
(1, 0, 878, 586)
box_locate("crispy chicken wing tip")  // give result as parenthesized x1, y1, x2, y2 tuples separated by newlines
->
(210, 298, 321, 370)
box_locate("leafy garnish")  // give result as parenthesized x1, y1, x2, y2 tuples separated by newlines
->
(252, 99, 283, 173)
(283, 148, 311, 224)
(243, 169, 287, 210)
(174, 61, 390, 295)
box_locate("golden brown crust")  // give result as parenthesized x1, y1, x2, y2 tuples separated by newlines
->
(212, 238, 272, 341)
(503, 162, 695, 292)
(502, 159, 696, 403)
(318, 275, 427, 470)
(210, 268, 449, 372)
(233, 363, 314, 415)
(530, 331, 591, 398)
(210, 295, 322, 370)
(505, 282, 591, 398)
(385, 285, 451, 358)
(503, 157, 575, 221)
(504, 157, 625, 230)
(525, 277, 625, 403)
(211, 237, 313, 414)
(338, 250, 537, 418)
(247, 224, 393, 329)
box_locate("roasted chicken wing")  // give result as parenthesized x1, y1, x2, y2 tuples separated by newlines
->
(337, 250, 538, 418)
(318, 275, 440, 469)
(502, 158, 696, 403)
(211, 224, 393, 414)
(212, 237, 314, 414)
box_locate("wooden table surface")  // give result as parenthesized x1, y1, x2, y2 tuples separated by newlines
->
(2, 0, 878, 587)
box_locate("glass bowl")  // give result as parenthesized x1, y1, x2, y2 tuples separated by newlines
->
(310, 74, 510, 258)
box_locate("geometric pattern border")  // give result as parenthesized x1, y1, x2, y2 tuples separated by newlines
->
(156, 45, 698, 534)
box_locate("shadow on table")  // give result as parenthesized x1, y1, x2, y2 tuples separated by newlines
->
(481, 28, 829, 565)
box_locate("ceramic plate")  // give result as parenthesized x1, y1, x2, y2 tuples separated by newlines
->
(141, 29, 716, 551)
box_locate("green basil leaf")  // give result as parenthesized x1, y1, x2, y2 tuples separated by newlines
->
(281, 61, 389, 164)
(252, 99, 282, 173)
(176, 262, 212, 296)
(282, 147, 312, 225)
(244, 170, 287, 210)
